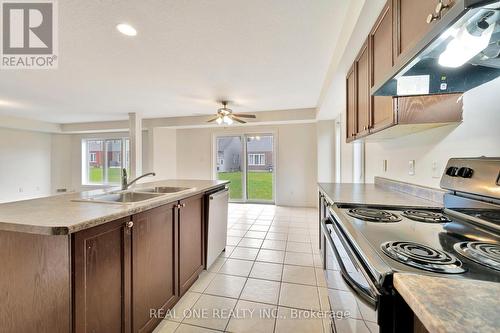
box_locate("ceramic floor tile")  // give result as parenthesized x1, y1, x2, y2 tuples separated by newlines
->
(274, 307, 325, 333)
(286, 241, 312, 253)
(265, 232, 288, 241)
(220, 246, 235, 258)
(279, 282, 321, 311)
(169, 292, 202, 322)
(324, 269, 349, 291)
(226, 237, 242, 246)
(249, 262, 283, 281)
(328, 289, 363, 320)
(249, 225, 270, 232)
(334, 318, 372, 333)
(175, 323, 222, 333)
(244, 231, 267, 239)
(317, 287, 330, 311)
(261, 239, 287, 251)
(207, 257, 226, 272)
(236, 238, 263, 248)
(204, 274, 247, 298)
(240, 278, 281, 304)
(230, 224, 252, 231)
(315, 268, 327, 288)
(282, 265, 316, 285)
(218, 259, 254, 277)
(152, 320, 180, 333)
(230, 247, 259, 261)
(183, 294, 237, 331)
(189, 271, 217, 293)
(267, 226, 289, 233)
(226, 300, 277, 333)
(287, 234, 311, 243)
(256, 249, 285, 264)
(284, 252, 314, 267)
(313, 254, 323, 267)
(227, 229, 248, 237)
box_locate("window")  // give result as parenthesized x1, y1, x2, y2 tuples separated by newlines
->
(248, 153, 265, 166)
(82, 138, 130, 185)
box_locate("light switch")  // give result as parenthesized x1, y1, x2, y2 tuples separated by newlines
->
(409, 160, 415, 176)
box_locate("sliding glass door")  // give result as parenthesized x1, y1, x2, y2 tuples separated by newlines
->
(215, 133, 274, 203)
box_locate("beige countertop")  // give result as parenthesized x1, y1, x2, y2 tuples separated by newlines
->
(318, 182, 442, 208)
(0, 179, 228, 235)
(394, 273, 500, 333)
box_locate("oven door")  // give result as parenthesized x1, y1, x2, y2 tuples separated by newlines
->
(321, 216, 381, 333)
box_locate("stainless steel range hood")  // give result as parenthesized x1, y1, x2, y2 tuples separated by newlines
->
(373, 0, 500, 96)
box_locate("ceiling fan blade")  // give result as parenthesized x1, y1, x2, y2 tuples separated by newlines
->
(231, 116, 246, 124)
(232, 114, 256, 118)
(207, 116, 219, 123)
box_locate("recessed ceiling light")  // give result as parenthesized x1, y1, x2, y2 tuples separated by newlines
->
(116, 23, 137, 36)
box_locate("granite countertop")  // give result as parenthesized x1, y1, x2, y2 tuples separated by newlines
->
(0, 179, 228, 235)
(394, 273, 500, 333)
(318, 182, 442, 208)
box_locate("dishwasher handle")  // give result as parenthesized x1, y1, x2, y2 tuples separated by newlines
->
(210, 188, 229, 200)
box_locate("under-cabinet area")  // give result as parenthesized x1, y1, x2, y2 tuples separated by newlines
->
(0, 182, 226, 333)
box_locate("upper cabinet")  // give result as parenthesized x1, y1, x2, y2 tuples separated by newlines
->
(346, 0, 462, 143)
(393, 0, 455, 63)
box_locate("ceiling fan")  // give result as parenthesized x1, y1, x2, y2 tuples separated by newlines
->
(207, 101, 256, 125)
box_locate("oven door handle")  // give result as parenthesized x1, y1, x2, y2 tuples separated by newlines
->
(322, 218, 379, 309)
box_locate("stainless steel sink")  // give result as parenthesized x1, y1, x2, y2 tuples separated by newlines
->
(135, 186, 192, 194)
(77, 191, 164, 204)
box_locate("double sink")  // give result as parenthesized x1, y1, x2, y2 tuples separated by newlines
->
(76, 186, 193, 204)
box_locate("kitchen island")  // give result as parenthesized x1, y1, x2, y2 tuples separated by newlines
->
(0, 179, 228, 333)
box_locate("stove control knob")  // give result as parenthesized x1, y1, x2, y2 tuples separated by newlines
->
(457, 167, 474, 178)
(446, 166, 459, 177)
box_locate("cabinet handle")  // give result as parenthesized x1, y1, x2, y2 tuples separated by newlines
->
(126, 221, 134, 228)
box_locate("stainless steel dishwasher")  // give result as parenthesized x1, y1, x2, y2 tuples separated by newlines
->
(206, 187, 229, 269)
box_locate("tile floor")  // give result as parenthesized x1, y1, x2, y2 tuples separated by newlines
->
(154, 203, 332, 333)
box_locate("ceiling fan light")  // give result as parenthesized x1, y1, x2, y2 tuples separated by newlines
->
(216, 116, 223, 125)
(223, 115, 233, 125)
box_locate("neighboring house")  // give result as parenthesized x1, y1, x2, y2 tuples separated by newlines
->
(88, 140, 122, 168)
(247, 136, 273, 171)
(217, 137, 242, 172)
(216, 136, 273, 172)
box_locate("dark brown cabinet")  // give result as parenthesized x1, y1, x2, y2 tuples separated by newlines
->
(356, 40, 370, 138)
(72, 192, 209, 333)
(132, 203, 178, 333)
(346, 64, 357, 142)
(370, 2, 396, 132)
(393, 0, 455, 63)
(178, 194, 205, 295)
(73, 217, 132, 333)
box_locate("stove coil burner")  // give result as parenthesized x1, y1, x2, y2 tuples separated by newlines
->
(402, 210, 451, 223)
(453, 242, 500, 272)
(381, 241, 466, 274)
(347, 208, 401, 223)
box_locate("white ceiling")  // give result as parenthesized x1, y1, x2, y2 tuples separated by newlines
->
(0, 0, 350, 124)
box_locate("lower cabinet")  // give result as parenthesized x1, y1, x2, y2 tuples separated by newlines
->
(132, 203, 178, 333)
(72, 193, 209, 333)
(178, 194, 205, 295)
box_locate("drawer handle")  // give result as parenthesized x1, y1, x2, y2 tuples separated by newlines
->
(126, 221, 134, 228)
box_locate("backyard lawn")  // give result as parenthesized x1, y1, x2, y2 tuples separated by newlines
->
(217, 171, 273, 201)
(88, 167, 122, 184)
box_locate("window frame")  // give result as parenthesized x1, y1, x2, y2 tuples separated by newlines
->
(82, 137, 130, 186)
(248, 153, 265, 166)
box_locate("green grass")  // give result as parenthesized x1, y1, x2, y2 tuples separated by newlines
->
(88, 167, 122, 184)
(217, 171, 273, 201)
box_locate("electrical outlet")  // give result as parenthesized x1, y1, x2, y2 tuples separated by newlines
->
(383, 160, 388, 172)
(432, 162, 441, 178)
(409, 160, 416, 176)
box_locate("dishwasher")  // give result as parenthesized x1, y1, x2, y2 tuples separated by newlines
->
(206, 187, 229, 269)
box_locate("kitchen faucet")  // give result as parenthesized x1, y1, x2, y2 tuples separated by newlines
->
(121, 169, 156, 190)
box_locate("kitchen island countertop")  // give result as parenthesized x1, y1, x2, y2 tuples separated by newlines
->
(394, 273, 500, 333)
(0, 179, 228, 235)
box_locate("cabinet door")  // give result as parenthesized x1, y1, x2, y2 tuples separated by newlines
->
(370, 1, 396, 132)
(356, 40, 370, 137)
(73, 217, 132, 333)
(132, 203, 178, 333)
(346, 64, 357, 142)
(178, 194, 205, 295)
(393, 0, 455, 62)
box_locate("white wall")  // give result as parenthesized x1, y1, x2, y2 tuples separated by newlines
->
(364, 78, 500, 188)
(316, 120, 335, 183)
(151, 128, 177, 180)
(176, 123, 318, 207)
(0, 128, 52, 203)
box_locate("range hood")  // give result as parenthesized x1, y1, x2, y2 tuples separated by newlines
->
(373, 0, 500, 96)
